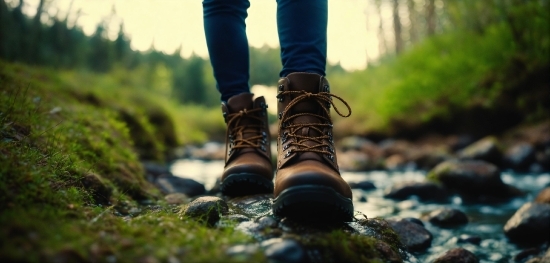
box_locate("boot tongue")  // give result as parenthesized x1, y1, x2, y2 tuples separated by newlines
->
(226, 93, 254, 113)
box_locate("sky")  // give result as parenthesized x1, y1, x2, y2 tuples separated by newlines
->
(15, 0, 389, 71)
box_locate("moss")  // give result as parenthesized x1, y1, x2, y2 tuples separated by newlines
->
(0, 61, 265, 262)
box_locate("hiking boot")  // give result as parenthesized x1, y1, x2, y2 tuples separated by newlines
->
(272, 72, 354, 222)
(220, 93, 274, 196)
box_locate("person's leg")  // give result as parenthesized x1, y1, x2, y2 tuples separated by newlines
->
(203, 0, 274, 196)
(203, 0, 250, 101)
(273, 0, 354, 222)
(276, 0, 327, 77)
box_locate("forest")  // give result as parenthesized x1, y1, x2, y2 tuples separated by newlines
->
(1, 0, 549, 262)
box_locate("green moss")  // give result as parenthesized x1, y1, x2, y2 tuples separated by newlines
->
(0, 61, 264, 262)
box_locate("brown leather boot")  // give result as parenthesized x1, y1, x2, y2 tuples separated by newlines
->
(220, 93, 273, 196)
(272, 72, 354, 222)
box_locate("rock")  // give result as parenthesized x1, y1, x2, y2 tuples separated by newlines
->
(180, 196, 229, 226)
(404, 217, 424, 226)
(432, 248, 479, 263)
(154, 175, 206, 197)
(226, 244, 259, 259)
(384, 181, 450, 202)
(337, 150, 375, 171)
(458, 136, 502, 165)
(503, 202, 550, 244)
(263, 239, 306, 263)
(222, 214, 250, 223)
(348, 181, 376, 191)
(339, 136, 372, 151)
(190, 142, 225, 160)
(142, 162, 171, 178)
(428, 208, 468, 227)
(429, 160, 522, 199)
(504, 143, 536, 171)
(358, 195, 367, 202)
(384, 154, 408, 170)
(164, 193, 189, 205)
(457, 234, 481, 245)
(514, 247, 540, 262)
(227, 194, 272, 218)
(257, 216, 278, 229)
(387, 218, 433, 251)
(535, 187, 550, 204)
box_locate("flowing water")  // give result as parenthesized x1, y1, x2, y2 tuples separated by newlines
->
(171, 159, 550, 262)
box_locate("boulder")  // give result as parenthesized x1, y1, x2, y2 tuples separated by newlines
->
(432, 248, 479, 263)
(384, 181, 450, 202)
(429, 160, 522, 199)
(179, 196, 229, 226)
(387, 218, 432, 251)
(504, 143, 536, 171)
(458, 136, 502, 165)
(428, 208, 468, 227)
(503, 202, 550, 244)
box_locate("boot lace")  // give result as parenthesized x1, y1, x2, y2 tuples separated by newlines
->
(279, 90, 351, 157)
(225, 108, 267, 159)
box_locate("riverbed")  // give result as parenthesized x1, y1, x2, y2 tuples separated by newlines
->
(171, 158, 550, 262)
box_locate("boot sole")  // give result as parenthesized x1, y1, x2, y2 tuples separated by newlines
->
(220, 173, 274, 196)
(272, 185, 354, 222)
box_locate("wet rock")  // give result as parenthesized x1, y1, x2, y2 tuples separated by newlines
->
(358, 195, 367, 202)
(428, 208, 468, 227)
(384, 154, 408, 170)
(504, 202, 550, 244)
(505, 143, 536, 171)
(142, 162, 171, 179)
(154, 175, 206, 197)
(429, 160, 522, 199)
(179, 196, 229, 226)
(457, 234, 481, 245)
(534, 187, 550, 204)
(263, 239, 306, 263)
(227, 194, 272, 218)
(374, 241, 403, 263)
(412, 150, 451, 170)
(458, 136, 502, 165)
(164, 193, 189, 205)
(404, 217, 424, 227)
(384, 181, 450, 202)
(387, 218, 433, 251)
(348, 180, 376, 191)
(222, 214, 250, 223)
(257, 216, 278, 229)
(432, 248, 479, 263)
(340, 136, 372, 151)
(226, 244, 259, 260)
(337, 150, 374, 171)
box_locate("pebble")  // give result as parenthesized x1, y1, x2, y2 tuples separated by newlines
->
(504, 202, 550, 244)
(387, 218, 433, 251)
(263, 239, 306, 263)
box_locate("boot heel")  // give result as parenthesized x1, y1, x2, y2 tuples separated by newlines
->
(272, 185, 354, 222)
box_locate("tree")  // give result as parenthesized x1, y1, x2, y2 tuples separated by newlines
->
(392, 0, 404, 53)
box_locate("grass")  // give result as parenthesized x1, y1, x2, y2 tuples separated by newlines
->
(0, 61, 262, 262)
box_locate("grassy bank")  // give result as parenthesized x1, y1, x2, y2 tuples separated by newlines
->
(0, 61, 262, 262)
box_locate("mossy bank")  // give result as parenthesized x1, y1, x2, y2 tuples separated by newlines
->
(0, 61, 403, 262)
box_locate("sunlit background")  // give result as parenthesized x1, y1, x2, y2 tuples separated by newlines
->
(13, 0, 385, 70)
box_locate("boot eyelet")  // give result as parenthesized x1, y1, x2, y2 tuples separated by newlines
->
(323, 85, 330, 92)
(283, 144, 289, 150)
(278, 111, 284, 120)
(278, 84, 284, 91)
(327, 154, 334, 161)
(284, 150, 292, 158)
(260, 145, 266, 152)
(262, 131, 267, 138)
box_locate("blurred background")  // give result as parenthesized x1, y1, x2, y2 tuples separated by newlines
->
(1, 0, 548, 145)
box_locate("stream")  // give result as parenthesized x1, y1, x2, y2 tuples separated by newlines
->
(171, 158, 550, 262)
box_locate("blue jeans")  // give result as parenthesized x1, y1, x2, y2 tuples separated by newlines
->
(203, 0, 328, 101)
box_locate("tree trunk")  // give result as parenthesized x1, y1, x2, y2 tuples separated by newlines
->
(392, 0, 403, 53)
(426, 0, 436, 35)
(374, 0, 388, 55)
(407, 0, 418, 43)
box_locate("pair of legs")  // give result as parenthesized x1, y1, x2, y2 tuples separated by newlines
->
(203, 0, 354, 222)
